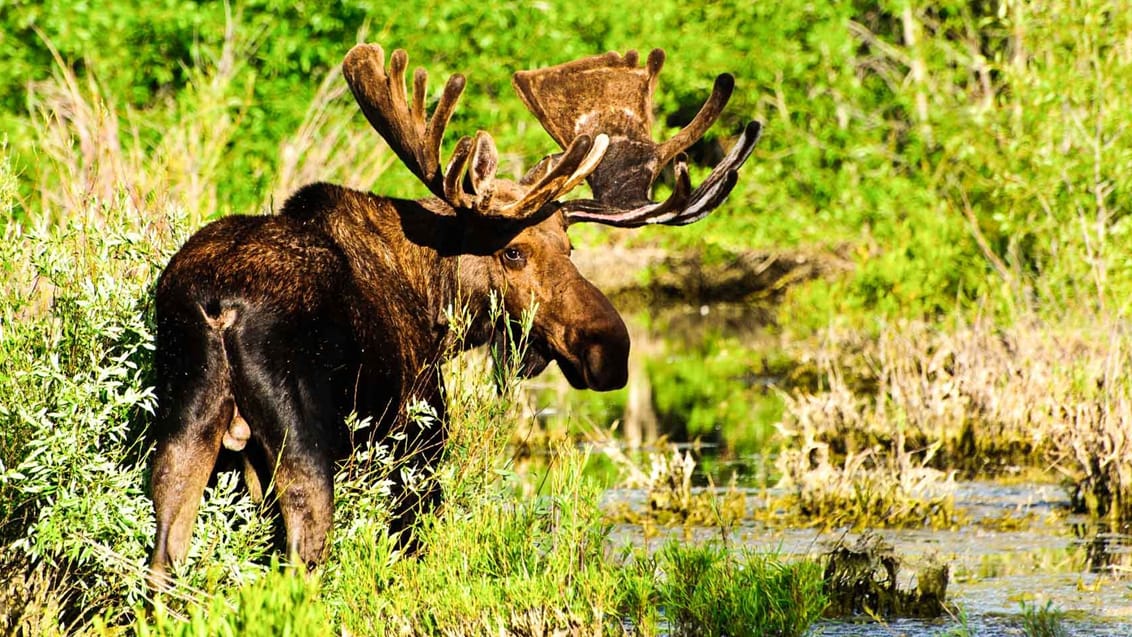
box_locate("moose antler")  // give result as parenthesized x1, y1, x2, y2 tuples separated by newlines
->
(343, 44, 609, 220)
(512, 49, 761, 227)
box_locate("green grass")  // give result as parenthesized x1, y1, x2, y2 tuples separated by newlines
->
(1020, 601, 1070, 637)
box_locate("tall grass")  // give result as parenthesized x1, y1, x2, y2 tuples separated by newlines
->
(774, 319, 1132, 525)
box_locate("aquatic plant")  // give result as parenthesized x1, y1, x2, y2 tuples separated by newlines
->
(775, 382, 960, 529)
(821, 532, 950, 619)
(619, 541, 826, 637)
(602, 442, 747, 529)
(1020, 600, 1069, 637)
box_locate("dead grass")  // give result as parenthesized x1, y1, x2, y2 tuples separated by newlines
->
(267, 65, 394, 209)
(22, 18, 389, 230)
(775, 429, 960, 529)
(25, 25, 248, 227)
(776, 318, 1132, 524)
(602, 443, 747, 529)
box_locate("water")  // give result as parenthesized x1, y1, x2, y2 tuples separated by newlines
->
(603, 480, 1132, 636)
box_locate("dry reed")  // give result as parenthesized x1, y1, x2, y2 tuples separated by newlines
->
(776, 319, 1132, 523)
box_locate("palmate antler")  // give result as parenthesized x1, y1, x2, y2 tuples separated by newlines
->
(342, 44, 609, 220)
(512, 49, 761, 227)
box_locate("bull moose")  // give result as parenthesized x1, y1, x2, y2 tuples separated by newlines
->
(148, 43, 761, 584)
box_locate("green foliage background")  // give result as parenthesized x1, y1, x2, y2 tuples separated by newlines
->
(5, 0, 1130, 321)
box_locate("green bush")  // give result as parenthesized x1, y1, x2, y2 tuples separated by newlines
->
(7, 1, 1130, 318)
(0, 193, 176, 621)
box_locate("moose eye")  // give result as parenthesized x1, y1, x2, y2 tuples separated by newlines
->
(501, 246, 526, 268)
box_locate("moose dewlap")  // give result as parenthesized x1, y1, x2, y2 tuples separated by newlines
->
(147, 42, 761, 587)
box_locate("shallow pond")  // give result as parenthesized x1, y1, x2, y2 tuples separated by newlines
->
(603, 479, 1132, 636)
(575, 305, 1132, 634)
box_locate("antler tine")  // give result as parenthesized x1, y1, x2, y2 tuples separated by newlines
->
(559, 154, 692, 227)
(344, 43, 476, 204)
(656, 73, 735, 167)
(656, 120, 761, 225)
(563, 121, 761, 227)
(478, 133, 610, 221)
(442, 136, 475, 208)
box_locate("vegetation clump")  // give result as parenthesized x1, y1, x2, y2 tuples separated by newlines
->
(620, 542, 826, 637)
(822, 533, 950, 619)
(775, 431, 960, 529)
(602, 444, 747, 528)
(1020, 601, 1070, 637)
(776, 321, 1132, 524)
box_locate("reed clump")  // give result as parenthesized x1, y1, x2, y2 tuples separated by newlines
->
(776, 320, 1132, 524)
(775, 430, 960, 529)
(602, 443, 747, 528)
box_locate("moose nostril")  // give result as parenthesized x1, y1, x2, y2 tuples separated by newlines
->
(584, 341, 629, 391)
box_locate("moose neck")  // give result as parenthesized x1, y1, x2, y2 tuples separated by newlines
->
(308, 187, 496, 363)
(394, 200, 503, 356)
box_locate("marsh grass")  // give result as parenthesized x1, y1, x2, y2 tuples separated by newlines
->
(774, 433, 960, 530)
(774, 319, 1132, 525)
(632, 542, 826, 637)
(1020, 601, 1070, 637)
(601, 443, 747, 530)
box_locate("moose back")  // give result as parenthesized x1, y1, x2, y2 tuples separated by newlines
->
(147, 43, 761, 585)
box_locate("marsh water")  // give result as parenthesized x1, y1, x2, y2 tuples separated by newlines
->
(604, 477, 1132, 635)
(591, 305, 1132, 636)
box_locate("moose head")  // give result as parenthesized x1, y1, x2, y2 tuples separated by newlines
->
(147, 43, 761, 586)
(341, 44, 760, 390)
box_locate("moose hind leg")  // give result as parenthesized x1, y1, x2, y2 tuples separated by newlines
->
(148, 395, 232, 588)
(149, 303, 238, 589)
(274, 448, 335, 569)
(221, 305, 351, 570)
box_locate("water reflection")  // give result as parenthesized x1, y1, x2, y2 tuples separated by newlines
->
(1072, 522, 1132, 577)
